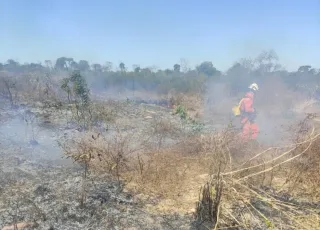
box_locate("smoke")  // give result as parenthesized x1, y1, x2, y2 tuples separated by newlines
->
(203, 74, 310, 146)
(52, 63, 315, 148)
(203, 81, 234, 127)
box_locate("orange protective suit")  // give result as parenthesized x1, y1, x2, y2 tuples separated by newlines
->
(239, 91, 259, 140)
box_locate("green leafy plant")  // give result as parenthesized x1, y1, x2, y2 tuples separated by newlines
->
(188, 118, 205, 133)
(174, 105, 187, 120)
(61, 71, 92, 130)
(60, 78, 71, 103)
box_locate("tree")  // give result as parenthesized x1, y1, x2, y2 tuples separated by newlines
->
(165, 69, 173, 75)
(294, 65, 318, 88)
(148, 65, 158, 73)
(44, 60, 52, 69)
(65, 58, 75, 69)
(133, 65, 140, 73)
(196, 61, 220, 76)
(92, 63, 102, 72)
(180, 58, 190, 73)
(55, 57, 67, 70)
(7, 59, 18, 66)
(173, 64, 180, 72)
(1, 76, 17, 107)
(254, 50, 281, 74)
(78, 60, 90, 72)
(103, 62, 113, 72)
(27, 63, 44, 71)
(61, 78, 72, 103)
(119, 62, 126, 72)
(55, 57, 74, 70)
(255, 50, 278, 65)
(70, 61, 79, 70)
(141, 68, 152, 76)
(238, 58, 255, 70)
(298, 65, 312, 73)
(5, 59, 19, 71)
(226, 62, 253, 94)
(132, 65, 140, 95)
(61, 71, 91, 129)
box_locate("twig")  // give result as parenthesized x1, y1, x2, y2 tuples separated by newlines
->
(223, 128, 318, 176)
(237, 139, 313, 181)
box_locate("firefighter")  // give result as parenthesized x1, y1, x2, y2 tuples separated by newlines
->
(240, 83, 259, 140)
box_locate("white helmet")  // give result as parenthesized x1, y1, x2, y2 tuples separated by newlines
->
(249, 83, 259, 91)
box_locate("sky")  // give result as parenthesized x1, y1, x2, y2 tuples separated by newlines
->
(0, 0, 319, 71)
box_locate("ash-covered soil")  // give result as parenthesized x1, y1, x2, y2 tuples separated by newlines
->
(0, 100, 196, 230)
(0, 150, 194, 230)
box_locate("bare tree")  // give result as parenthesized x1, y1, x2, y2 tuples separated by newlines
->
(180, 58, 191, 73)
(0, 75, 17, 107)
(44, 60, 52, 69)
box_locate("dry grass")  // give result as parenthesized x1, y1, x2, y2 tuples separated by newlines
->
(61, 116, 320, 216)
(282, 117, 320, 202)
(55, 85, 320, 229)
(195, 116, 320, 229)
(167, 91, 203, 120)
(143, 115, 182, 151)
(0, 71, 65, 108)
(61, 125, 241, 211)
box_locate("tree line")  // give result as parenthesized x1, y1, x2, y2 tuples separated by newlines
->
(1, 50, 319, 96)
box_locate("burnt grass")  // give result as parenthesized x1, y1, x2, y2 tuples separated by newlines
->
(0, 101, 196, 230)
(0, 156, 195, 230)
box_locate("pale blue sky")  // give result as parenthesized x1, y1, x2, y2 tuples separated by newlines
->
(0, 0, 319, 71)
